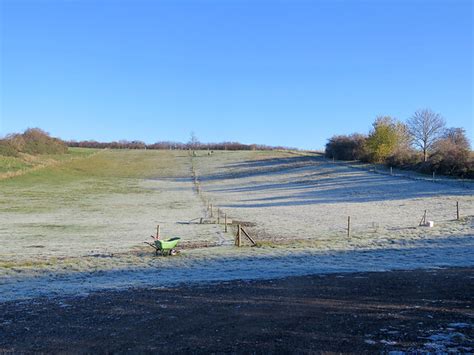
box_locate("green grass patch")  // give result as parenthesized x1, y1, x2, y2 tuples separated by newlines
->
(0, 156, 33, 173)
(0, 150, 187, 215)
(0, 147, 98, 178)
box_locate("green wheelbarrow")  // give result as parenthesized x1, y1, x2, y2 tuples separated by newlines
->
(145, 237, 181, 256)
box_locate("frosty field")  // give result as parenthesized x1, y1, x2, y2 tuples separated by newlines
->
(0, 149, 473, 301)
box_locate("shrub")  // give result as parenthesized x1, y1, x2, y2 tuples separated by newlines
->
(21, 128, 68, 154)
(0, 139, 20, 157)
(325, 134, 367, 161)
(385, 148, 419, 168)
(0, 128, 67, 156)
(429, 128, 472, 177)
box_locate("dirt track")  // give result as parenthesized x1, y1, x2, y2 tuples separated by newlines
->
(1, 267, 473, 353)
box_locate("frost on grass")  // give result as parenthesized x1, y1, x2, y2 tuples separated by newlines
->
(0, 150, 473, 300)
(194, 151, 473, 246)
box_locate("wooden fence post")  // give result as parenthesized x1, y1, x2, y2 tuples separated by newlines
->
(156, 224, 160, 239)
(347, 216, 351, 238)
(225, 213, 228, 232)
(238, 226, 241, 247)
(456, 201, 460, 220)
(419, 210, 427, 226)
(210, 204, 213, 217)
(235, 225, 241, 247)
(235, 226, 238, 246)
(217, 208, 220, 224)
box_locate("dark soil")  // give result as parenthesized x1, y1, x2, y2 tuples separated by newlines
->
(1, 268, 473, 354)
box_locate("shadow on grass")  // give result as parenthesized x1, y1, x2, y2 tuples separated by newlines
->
(214, 173, 470, 208)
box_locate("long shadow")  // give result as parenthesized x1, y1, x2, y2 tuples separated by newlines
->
(213, 174, 471, 207)
(164, 154, 471, 205)
(1, 235, 473, 302)
(220, 154, 324, 169)
(199, 164, 318, 182)
(210, 174, 398, 193)
(196, 155, 325, 182)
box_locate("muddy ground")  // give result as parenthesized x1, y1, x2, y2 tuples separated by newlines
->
(1, 267, 473, 354)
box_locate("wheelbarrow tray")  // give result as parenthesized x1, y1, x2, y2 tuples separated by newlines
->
(155, 237, 180, 251)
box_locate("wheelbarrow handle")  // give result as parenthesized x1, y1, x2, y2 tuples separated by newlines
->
(144, 241, 158, 250)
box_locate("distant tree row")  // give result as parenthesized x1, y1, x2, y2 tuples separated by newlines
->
(67, 140, 148, 150)
(67, 132, 291, 151)
(66, 139, 289, 151)
(0, 128, 293, 157)
(325, 109, 473, 178)
(0, 128, 68, 156)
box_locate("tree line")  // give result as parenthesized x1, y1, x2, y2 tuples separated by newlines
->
(325, 109, 473, 178)
(0, 128, 292, 156)
(66, 140, 290, 151)
(66, 131, 292, 151)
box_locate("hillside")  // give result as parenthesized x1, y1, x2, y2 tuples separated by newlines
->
(0, 128, 97, 179)
(0, 148, 96, 179)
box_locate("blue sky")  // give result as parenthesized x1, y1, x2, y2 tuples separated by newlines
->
(0, 0, 472, 149)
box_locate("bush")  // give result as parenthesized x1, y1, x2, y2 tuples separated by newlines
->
(0, 128, 68, 156)
(385, 149, 419, 168)
(0, 139, 20, 157)
(325, 134, 367, 161)
(21, 128, 68, 154)
(428, 128, 472, 177)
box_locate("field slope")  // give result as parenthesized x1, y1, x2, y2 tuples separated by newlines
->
(0, 149, 473, 301)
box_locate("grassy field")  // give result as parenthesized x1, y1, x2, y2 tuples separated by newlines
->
(194, 151, 474, 243)
(0, 148, 231, 272)
(0, 148, 473, 300)
(0, 148, 96, 178)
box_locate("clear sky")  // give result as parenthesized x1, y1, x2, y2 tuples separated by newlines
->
(0, 0, 472, 149)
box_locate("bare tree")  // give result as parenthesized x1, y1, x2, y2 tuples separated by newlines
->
(188, 131, 200, 150)
(407, 109, 446, 162)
